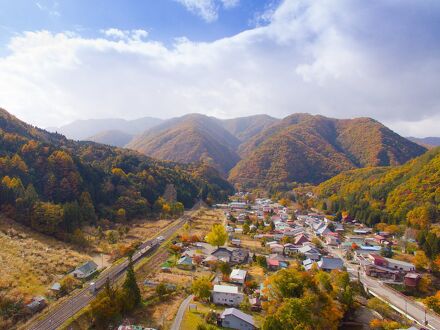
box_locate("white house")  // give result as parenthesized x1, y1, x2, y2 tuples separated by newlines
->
(230, 269, 247, 284)
(220, 308, 256, 330)
(385, 258, 416, 273)
(212, 285, 244, 306)
(72, 261, 98, 279)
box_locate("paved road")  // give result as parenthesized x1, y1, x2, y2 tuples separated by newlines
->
(26, 217, 188, 330)
(170, 294, 194, 330)
(328, 246, 440, 329)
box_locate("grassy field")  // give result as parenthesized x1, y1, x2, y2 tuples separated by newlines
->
(188, 209, 225, 238)
(0, 216, 176, 299)
(0, 216, 89, 299)
(180, 301, 222, 330)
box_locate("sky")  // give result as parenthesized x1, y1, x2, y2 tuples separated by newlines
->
(0, 0, 439, 137)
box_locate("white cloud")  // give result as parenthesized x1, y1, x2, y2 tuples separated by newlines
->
(221, 0, 239, 9)
(35, 1, 60, 17)
(1, 0, 440, 136)
(101, 28, 148, 41)
(175, 0, 239, 22)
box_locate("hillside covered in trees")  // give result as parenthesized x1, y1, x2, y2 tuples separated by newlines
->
(229, 114, 427, 188)
(126, 113, 242, 174)
(0, 108, 233, 240)
(316, 147, 440, 257)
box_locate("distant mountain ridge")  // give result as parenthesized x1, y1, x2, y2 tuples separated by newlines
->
(47, 116, 163, 141)
(407, 136, 440, 148)
(88, 129, 134, 147)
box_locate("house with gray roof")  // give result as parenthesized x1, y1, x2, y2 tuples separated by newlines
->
(220, 308, 256, 330)
(72, 261, 98, 279)
(318, 257, 344, 271)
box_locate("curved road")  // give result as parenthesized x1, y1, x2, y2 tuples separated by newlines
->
(328, 246, 440, 330)
(170, 295, 194, 330)
(26, 217, 187, 330)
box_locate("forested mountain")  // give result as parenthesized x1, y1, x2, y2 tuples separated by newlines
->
(229, 114, 427, 188)
(48, 116, 163, 141)
(220, 114, 279, 142)
(126, 114, 241, 174)
(316, 147, 440, 257)
(88, 129, 134, 147)
(0, 108, 232, 239)
(407, 136, 440, 149)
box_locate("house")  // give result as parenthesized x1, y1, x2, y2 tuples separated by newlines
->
(229, 202, 247, 210)
(294, 234, 309, 245)
(385, 258, 415, 273)
(298, 245, 321, 261)
(50, 282, 61, 292)
(269, 243, 284, 254)
(353, 228, 372, 235)
(231, 249, 249, 264)
(220, 308, 256, 330)
(202, 255, 218, 267)
(317, 257, 344, 271)
(72, 261, 98, 279)
(267, 258, 280, 271)
(316, 224, 331, 236)
(177, 256, 194, 270)
(303, 258, 316, 271)
(230, 269, 247, 284)
(26, 296, 47, 314)
(249, 297, 261, 311)
(283, 243, 300, 256)
(368, 254, 388, 267)
(211, 247, 233, 263)
(231, 239, 241, 247)
(325, 234, 339, 246)
(404, 273, 421, 287)
(212, 285, 244, 306)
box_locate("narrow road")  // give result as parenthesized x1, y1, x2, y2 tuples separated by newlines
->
(170, 294, 194, 330)
(328, 246, 440, 329)
(26, 217, 188, 330)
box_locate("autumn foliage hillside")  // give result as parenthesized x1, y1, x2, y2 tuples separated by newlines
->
(316, 146, 440, 227)
(0, 108, 233, 238)
(229, 114, 426, 187)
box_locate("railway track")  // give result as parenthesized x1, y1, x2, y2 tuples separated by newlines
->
(25, 217, 187, 330)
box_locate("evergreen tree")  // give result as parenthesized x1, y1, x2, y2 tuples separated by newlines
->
(122, 257, 141, 309)
(80, 192, 97, 224)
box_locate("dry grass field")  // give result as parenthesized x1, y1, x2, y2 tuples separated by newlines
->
(188, 209, 225, 238)
(0, 216, 175, 300)
(0, 216, 89, 299)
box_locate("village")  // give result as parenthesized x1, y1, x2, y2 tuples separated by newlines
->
(130, 192, 429, 330)
(21, 191, 434, 330)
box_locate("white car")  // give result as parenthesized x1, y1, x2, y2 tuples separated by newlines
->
(157, 236, 165, 242)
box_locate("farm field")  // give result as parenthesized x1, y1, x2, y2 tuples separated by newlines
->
(188, 209, 225, 238)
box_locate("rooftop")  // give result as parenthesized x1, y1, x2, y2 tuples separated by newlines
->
(213, 285, 239, 294)
(230, 269, 247, 279)
(221, 308, 255, 326)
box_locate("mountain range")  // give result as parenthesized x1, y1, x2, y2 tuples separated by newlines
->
(407, 136, 440, 149)
(48, 113, 429, 187)
(47, 116, 164, 145)
(0, 108, 232, 237)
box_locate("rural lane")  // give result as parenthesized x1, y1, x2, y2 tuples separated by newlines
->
(170, 294, 194, 330)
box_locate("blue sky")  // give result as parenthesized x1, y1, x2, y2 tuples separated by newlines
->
(0, 0, 275, 47)
(0, 0, 439, 137)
